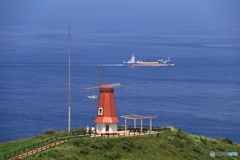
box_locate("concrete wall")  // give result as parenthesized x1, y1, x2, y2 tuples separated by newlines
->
(96, 123, 118, 134)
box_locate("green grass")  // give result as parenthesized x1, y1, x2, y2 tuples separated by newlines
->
(2, 130, 239, 160)
(0, 127, 90, 159)
(0, 130, 70, 158)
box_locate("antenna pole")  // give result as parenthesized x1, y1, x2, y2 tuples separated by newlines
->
(68, 26, 71, 133)
(99, 67, 104, 85)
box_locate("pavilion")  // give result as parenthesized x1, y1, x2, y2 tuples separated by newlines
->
(120, 114, 156, 132)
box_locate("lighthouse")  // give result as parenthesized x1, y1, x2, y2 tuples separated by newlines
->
(83, 67, 121, 134)
(94, 85, 119, 134)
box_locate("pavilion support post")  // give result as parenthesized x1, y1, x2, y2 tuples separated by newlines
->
(140, 118, 143, 132)
(134, 119, 136, 128)
(150, 118, 152, 131)
(125, 118, 127, 133)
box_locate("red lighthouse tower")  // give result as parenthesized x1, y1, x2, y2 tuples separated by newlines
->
(94, 85, 119, 134)
(84, 67, 121, 134)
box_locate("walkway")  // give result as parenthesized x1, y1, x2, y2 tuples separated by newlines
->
(8, 140, 68, 160)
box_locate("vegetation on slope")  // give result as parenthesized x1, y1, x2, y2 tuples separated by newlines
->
(0, 130, 69, 158)
(3, 130, 238, 160)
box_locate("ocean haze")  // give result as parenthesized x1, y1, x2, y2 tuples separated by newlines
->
(0, 0, 240, 143)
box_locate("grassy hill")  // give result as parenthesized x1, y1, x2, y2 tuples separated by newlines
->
(1, 129, 240, 160)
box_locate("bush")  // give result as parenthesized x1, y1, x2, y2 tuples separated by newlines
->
(79, 148, 89, 155)
(218, 138, 233, 144)
(54, 130, 68, 137)
(200, 136, 207, 145)
(74, 127, 87, 134)
(44, 128, 55, 135)
(104, 152, 121, 160)
(89, 130, 93, 134)
(103, 140, 114, 150)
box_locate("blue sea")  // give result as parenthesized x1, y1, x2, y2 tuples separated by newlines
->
(0, 0, 240, 143)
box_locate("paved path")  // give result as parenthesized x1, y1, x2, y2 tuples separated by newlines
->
(8, 140, 68, 160)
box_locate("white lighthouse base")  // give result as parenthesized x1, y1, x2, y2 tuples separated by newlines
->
(96, 123, 118, 134)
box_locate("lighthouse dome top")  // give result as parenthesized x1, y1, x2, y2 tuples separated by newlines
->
(100, 85, 114, 92)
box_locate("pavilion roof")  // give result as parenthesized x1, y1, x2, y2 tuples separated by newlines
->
(120, 114, 156, 119)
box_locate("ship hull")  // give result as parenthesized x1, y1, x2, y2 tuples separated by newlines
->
(124, 63, 174, 66)
(123, 55, 174, 66)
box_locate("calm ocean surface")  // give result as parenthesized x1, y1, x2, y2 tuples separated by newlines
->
(0, 1, 240, 143)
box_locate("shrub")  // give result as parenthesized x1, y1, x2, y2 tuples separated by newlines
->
(218, 138, 233, 144)
(44, 128, 54, 135)
(75, 127, 87, 134)
(200, 136, 207, 145)
(89, 130, 93, 134)
(72, 139, 82, 147)
(54, 130, 68, 137)
(122, 145, 132, 153)
(104, 152, 121, 160)
(103, 140, 114, 150)
(79, 148, 89, 155)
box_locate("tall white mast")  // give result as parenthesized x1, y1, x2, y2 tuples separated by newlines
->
(68, 26, 71, 133)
